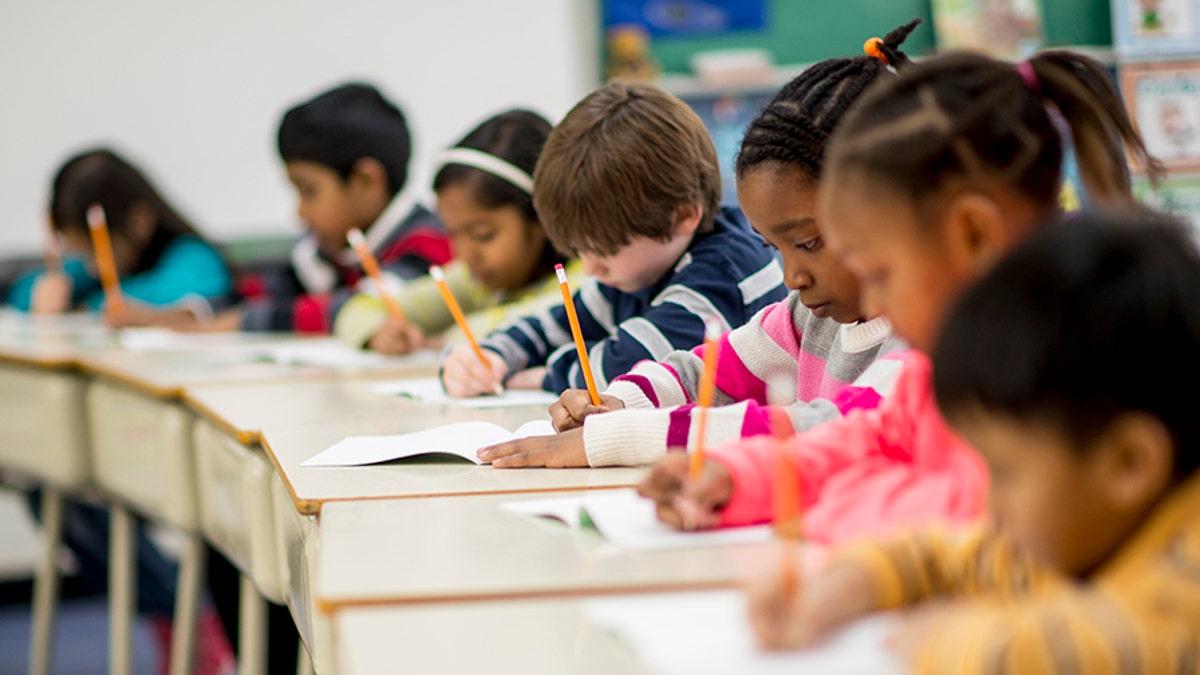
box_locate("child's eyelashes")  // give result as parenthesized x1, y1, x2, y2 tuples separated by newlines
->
(795, 237, 821, 252)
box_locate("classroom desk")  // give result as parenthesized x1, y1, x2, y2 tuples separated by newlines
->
(75, 342, 438, 675)
(185, 378, 646, 673)
(314, 491, 780, 611)
(332, 597, 655, 675)
(0, 313, 105, 675)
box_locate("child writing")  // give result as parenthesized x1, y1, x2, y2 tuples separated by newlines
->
(8, 147, 233, 321)
(149, 82, 451, 333)
(477, 22, 921, 469)
(440, 81, 787, 397)
(749, 213, 1200, 673)
(3, 152, 238, 671)
(638, 48, 1161, 544)
(334, 109, 583, 353)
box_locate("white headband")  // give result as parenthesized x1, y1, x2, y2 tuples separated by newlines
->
(434, 147, 534, 194)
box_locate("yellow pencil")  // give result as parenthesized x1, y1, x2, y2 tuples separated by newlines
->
(347, 228, 407, 323)
(431, 265, 502, 396)
(555, 263, 601, 406)
(86, 204, 123, 317)
(688, 317, 722, 481)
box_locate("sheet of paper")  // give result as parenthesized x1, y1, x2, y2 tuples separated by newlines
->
(583, 590, 904, 675)
(301, 419, 555, 467)
(368, 377, 559, 409)
(501, 489, 774, 551)
(252, 338, 439, 369)
(116, 328, 279, 352)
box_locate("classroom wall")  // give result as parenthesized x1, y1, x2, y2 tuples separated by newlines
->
(0, 0, 600, 257)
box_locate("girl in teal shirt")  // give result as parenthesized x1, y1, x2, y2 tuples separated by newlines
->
(8, 148, 233, 319)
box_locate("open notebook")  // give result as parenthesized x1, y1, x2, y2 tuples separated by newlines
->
(501, 489, 774, 552)
(301, 419, 555, 467)
(584, 590, 904, 675)
(368, 377, 560, 409)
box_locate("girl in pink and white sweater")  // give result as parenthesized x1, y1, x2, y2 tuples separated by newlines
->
(476, 26, 920, 469)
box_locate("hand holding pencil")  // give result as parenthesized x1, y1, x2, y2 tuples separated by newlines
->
(30, 212, 73, 314)
(433, 265, 507, 397)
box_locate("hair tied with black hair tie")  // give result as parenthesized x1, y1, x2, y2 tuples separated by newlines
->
(1015, 60, 1040, 95)
(863, 37, 889, 65)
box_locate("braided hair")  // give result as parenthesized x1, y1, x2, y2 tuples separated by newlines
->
(735, 19, 921, 181)
(825, 50, 1163, 215)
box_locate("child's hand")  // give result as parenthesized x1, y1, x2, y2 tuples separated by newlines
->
(441, 344, 509, 397)
(505, 366, 547, 390)
(550, 389, 625, 432)
(747, 560, 880, 650)
(104, 300, 193, 328)
(367, 317, 425, 355)
(30, 272, 73, 314)
(477, 427, 587, 467)
(636, 452, 731, 530)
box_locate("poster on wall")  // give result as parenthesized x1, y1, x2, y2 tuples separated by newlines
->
(1120, 60, 1200, 173)
(1135, 173, 1200, 236)
(604, 0, 767, 37)
(931, 0, 1044, 59)
(1111, 0, 1200, 58)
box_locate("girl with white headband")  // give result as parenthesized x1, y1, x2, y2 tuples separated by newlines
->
(335, 109, 584, 354)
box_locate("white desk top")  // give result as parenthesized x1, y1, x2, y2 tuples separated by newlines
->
(334, 597, 655, 675)
(315, 491, 792, 610)
(185, 380, 647, 514)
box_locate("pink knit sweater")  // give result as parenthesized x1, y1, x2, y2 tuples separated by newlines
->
(708, 352, 989, 544)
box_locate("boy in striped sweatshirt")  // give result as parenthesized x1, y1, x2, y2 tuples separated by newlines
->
(477, 27, 919, 468)
(749, 215, 1200, 675)
(440, 81, 786, 398)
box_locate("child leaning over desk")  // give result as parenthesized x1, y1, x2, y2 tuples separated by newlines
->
(136, 82, 451, 333)
(335, 109, 584, 354)
(478, 22, 922, 469)
(639, 47, 1162, 544)
(8, 147, 233, 320)
(440, 81, 787, 397)
(750, 213, 1200, 674)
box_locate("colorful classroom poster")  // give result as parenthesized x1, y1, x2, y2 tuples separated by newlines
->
(931, 0, 1044, 59)
(1120, 60, 1200, 173)
(1112, 0, 1200, 58)
(1135, 173, 1200, 236)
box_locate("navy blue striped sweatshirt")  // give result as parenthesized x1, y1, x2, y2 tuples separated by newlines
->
(478, 206, 787, 393)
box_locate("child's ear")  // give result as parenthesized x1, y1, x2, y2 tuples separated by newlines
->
(1095, 412, 1174, 511)
(348, 158, 389, 198)
(941, 193, 1009, 274)
(673, 203, 703, 237)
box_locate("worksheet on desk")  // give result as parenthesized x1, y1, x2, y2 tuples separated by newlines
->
(500, 489, 774, 551)
(583, 590, 904, 675)
(302, 419, 555, 466)
(368, 376, 560, 409)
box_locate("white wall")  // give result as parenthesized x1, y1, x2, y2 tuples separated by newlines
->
(0, 0, 599, 257)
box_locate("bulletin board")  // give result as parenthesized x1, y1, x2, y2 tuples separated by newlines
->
(605, 0, 1114, 74)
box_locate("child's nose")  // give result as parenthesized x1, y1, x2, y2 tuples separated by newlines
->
(788, 266, 814, 291)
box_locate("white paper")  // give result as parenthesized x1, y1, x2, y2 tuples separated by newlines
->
(301, 419, 555, 467)
(501, 489, 774, 551)
(583, 590, 904, 675)
(368, 377, 559, 409)
(252, 338, 439, 369)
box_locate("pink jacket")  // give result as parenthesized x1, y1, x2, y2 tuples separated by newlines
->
(707, 352, 989, 544)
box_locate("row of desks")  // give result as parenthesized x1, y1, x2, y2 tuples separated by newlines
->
(0, 312, 814, 674)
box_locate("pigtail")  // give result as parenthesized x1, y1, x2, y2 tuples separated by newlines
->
(735, 19, 922, 180)
(876, 19, 921, 69)
(1028, 51, 1164, 209)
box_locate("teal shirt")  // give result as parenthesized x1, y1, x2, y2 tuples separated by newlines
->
(7, 236, 232, 311)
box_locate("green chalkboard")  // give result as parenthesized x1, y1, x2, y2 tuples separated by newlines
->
(627, 0, 1113, 75)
